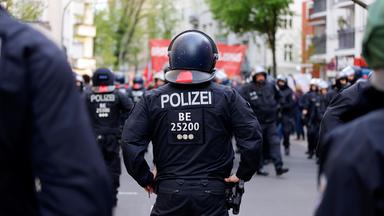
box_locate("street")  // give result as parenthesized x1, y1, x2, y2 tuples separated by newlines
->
(115, 139, 318, 216)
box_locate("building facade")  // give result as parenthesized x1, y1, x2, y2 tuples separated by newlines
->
(21, 0, 96, 75)
(174, 0, 303, 78)
(304, 0, 373, 79)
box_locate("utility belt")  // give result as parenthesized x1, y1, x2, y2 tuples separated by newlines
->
(155, 179, 244, 215)
(155, 178, 225, 194)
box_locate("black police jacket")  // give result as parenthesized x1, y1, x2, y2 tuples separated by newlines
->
(316, 109, 384, 216)
(317, 81, 372, 176)
(122, 82, 262, 188)
(301, 91, 323, 125)
(86, 90, 133, 135)
(324, 89, 337, 107)
(0, 9, 112, 215)
(277, 85, 295, 116)
(127, 88, 146, 103)
(239, 81, 280, 124)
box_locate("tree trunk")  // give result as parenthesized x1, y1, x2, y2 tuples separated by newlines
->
(117, 0, 146, 69)
(271, 40, 277, 78)
(270, 8, 278, 78)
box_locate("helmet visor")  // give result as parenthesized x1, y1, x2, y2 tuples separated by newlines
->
(165, 70, 215, 85)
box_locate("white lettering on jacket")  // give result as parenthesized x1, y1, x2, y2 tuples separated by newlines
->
(161, 91, 212, 108)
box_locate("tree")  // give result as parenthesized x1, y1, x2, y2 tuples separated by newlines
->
(147, 0, 178, 39)
(94, 0, 178, 72)
(3, 0, 44, 21)
(207, 0, 292, 77)
(94, 0, 146, 71)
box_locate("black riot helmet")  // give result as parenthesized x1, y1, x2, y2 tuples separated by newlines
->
(165, 30, 218, 85)
(92, 68, 116, 93)
(132, 75, 144, 90)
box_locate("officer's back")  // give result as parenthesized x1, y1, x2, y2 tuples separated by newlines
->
(240, 79, 279, 124)
(122, 30, 262, 216)
(0, 7, 112, 215)
(133, 82, 258, 179)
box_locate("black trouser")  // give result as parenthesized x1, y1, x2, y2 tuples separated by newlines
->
(259, 122, 283, 170)
(97, 133, 121, 206)
(281, 115, 293, 150)
(307, 123, 319, 156)
(151, 179, 228, 216)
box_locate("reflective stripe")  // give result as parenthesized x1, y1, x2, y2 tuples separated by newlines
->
(176, 71, 193, 83)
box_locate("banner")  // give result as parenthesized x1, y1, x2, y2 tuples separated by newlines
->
(216, 43, 247, 78)
(149, 39, 247, 79)
(149, 39, 170, 74)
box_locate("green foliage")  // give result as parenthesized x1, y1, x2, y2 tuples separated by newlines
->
(94, 0, 146, 70)
(94, 9, 118, 68)
(94, 0, 178, 71)
(207, 0, 292, 76)
(147, 0, 178, 39)
(4, 0, 44, 21)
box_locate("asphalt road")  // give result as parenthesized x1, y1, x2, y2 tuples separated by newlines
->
(115, 138, 318, 216)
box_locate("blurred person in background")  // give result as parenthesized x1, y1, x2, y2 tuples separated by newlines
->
(85, 68, 133, 206)
(276, 75, 295, 156)
(293, 85, 305, 140)
(334, 69, 350, 92)
(82, 74, 92, 93)
(153, 71, 166, 88)
(214, 70, 231, 86)
(301, 79, 322, 159)
(128, 75, 146, 103)
(75, 73, 85, 93)
(240, 66, 289, 176)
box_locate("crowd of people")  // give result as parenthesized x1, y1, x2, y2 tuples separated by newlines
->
(2, 1, 384, 215)
(71, 56, 371, 207)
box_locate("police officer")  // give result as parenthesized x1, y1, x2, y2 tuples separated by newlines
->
(82, 74, 92, 93)
(319, 80, 331, 105)
(127, 75, 146, 103)
(0, 6, 112, 215)
(319, 80, 337, 107)
(342, 66, 358, 86)
(115, 72, 127, 94)
(317, 79, 370, 177)
(316, 4, 384, 212)
(317, 0, 384, 184)
(85, 68, 133, 206)
(122, 30, 262, 216)
(214, 70, 231, 86)
(276, 75, 295, 156)
(75, 73, 85, 92)
(334, 69, 350, 92)
(153, 71, 166, 88)
(240, 66, 289, 176)
(301, 79, 322, 159)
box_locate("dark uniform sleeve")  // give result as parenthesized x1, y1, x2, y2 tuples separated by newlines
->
(121, 96, 154, 188)
(282, 90, 295, 110)
(230, 90, 263, 181)
(273, 84, 282, 102)
(315, 135, 366, 216)
(118, 91, 134, 129)
(299, 93, 309, 110)
(317, 91, 356, 177)
(28, 46, 112, 214)
(119, 91, 134, 112)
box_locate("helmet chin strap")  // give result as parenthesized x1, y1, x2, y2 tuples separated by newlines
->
(371, 70, 384, 92)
